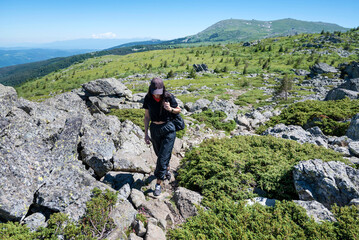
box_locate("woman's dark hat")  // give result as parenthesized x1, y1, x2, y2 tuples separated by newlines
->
(150, 77, 164, 94)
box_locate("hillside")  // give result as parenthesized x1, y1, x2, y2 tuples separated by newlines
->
(0, 18, 350, 87)
(178, 18, 348, 43)
(16, 28, 359, 103)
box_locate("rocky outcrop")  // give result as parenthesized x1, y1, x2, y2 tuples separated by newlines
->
(347, 114, 359, 140)
(293, 159, 359, 209)
(263, 124, 328, 147)
(324, 78, 359, 100)
(0, 80, 159, 232)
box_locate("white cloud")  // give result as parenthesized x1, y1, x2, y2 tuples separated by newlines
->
(91, 32, 117, 39)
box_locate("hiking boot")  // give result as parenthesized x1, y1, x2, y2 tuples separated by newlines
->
(154, 184, 161, 196)
(165, 170, 171, 181)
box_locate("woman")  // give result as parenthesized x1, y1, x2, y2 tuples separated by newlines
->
(143, 77, 181, 196)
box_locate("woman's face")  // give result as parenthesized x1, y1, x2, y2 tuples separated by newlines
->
(153, 94, 161, 99)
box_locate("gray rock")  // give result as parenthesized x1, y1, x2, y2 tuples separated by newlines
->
(108, 199, 137, 240)
(347, 114, 359, 140)
(246, 197, 276, 207)
(293, 200, 336, 222)
(82, 78, 133, 99)
(145, 222, 166, 240)
(310, 63, 338, 75)
(80, 123, 115, 178)
(293, 159, 359, 209)
(263, 124, 328, 147)
(0, 84, 17, 101)
(22, 213, 47, 232)
(325, 88, 359, 101)
(134, 219, 146, 237)
(292, 69, 310, 76)
(184, 102, 194, 112)
(340, 61, 359, 79)
(173, 187, 203, 219)
(119, 183, 131, 200)
(132, 93, 146, 103)
(191, 99, 211, 112)
(208, 98, 239, 120)
(348, 141, 359, 157)
(338, 78, 359, 92)
(0, 116, 82, 221)
(349, 198, 359, 206)
(130, 189, 146, 209)
(113, 121, 154, 174)
(128, 233, 143, 240)
(140, 199, 173, 229)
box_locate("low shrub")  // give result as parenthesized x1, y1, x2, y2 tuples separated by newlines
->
(168, 199, 359, 240)
(256, 98, 359, 136)
(191, 110, 236, 133)
(177, 135, 347, 202)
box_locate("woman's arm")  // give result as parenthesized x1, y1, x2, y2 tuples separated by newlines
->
(144, 109, 151, 144)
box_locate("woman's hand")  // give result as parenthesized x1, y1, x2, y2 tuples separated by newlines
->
(145, 134, 151, 144)
(163, 102, 172, 112)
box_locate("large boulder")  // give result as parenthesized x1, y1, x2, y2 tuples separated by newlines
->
(293, 159, 359, 209)
(340, 61, 359, 79)
(310, 63, 338, 75)
(347, 114, 359, 140)
(173, 187, 203, 219)
(324, 88, 359, 100)
(82, 78, 132, 99)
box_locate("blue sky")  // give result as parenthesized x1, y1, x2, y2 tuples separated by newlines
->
(1, 0, 358, 44)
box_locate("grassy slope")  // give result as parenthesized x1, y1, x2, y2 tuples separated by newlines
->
(16, 30, 359, 105)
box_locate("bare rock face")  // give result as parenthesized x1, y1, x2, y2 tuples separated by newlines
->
(173, 187, 203, 219)
(293, 159, 359, 209)
(293, 200, 336, 222)
(0, 78, 144, 233)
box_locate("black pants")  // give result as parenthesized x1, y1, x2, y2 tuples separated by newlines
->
(150, 121, 176, 180)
